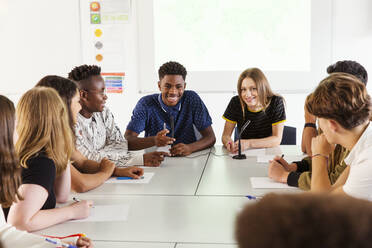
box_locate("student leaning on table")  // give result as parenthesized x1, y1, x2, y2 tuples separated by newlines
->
(7, 88, 93, 232)
(268, 60, 368, 190)
(125, 61, 216, 156)
(0, 95, 92, 247)
(36, 75, 143, 193)
(304, 73, 371, 199)
(68, 65, 167, 167)
(222, 68, 286, 153)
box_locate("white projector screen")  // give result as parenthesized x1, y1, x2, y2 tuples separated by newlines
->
(137, 0, 332, 93)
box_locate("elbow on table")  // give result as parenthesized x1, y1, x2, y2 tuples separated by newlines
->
(8, 218, 34, 232)
(71, 181, 92, 193)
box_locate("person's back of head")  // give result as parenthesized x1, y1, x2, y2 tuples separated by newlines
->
(327, 60, 368, 85)
(236, 193, 372, 248)
(16, 87, 73, 175)
(0, 95, 22, 208)
(36, 75, 79, 132)
(306, 73, 372, 130)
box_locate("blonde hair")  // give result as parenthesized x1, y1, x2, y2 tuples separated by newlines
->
(237, 68, 276, 119)
(15, 87, 74, 175)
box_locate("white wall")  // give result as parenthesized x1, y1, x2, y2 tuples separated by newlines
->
(1, 0, 372, 145)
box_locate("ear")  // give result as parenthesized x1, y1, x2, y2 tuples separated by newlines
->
(158, 81, 161, 91)
(79, 89, 88, 101)
(184, 82, 187, 90)
(328, 119, 339, 132)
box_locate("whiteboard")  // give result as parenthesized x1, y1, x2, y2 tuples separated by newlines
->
(137, 0, 333, 93)
(0, 0, 81, 95)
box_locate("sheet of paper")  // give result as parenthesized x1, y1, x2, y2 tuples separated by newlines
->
(156, 145, 171, 153)
(229, 148, 266, 157)
(71, 204, 129, 222)
(257, 155, 276, 163)
(250, 177, 294, 189)
(257, 155, 306, 163)
(105, 172, 154, 184)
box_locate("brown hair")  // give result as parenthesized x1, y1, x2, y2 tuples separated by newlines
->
(36, 75, 79, 135)
(237, 68, 277, 118)
(236, 193, 372, 248)
(16, 87, 74, 175)
(0, 95, 23, 208)
(306, 73, 372, 130)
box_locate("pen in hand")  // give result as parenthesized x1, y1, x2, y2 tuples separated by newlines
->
(73, 197, 94, 208)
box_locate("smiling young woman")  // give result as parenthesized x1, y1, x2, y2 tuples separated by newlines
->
(222, 67, 286, 153)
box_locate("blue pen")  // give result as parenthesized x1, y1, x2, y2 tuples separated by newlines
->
(246, 195, 257, 200)
(246, 195, 263, 200)
(45, 237, 77, 248)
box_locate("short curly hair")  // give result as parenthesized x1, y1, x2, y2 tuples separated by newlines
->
(327, 60, 368, 85)
(236, 193, 372, 248)
(68, 65, 101, 89)
(306, 73, 372, 130)
(158, 61, 187, 80)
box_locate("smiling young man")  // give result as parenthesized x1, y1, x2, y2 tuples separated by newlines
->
(68, 65, 167, 168)
(125, 61, 216, 156)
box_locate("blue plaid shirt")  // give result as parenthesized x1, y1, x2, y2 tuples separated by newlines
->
(126, 90, 212, 144)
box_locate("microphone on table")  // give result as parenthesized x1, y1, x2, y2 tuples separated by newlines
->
(170, 116, 175, 139)
(233, 120, 251, 160)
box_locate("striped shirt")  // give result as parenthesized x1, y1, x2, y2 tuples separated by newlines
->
(75, 107, 143, 167)
(223, 95, 286, 139)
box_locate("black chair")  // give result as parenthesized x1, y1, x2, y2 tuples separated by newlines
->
(234, 125, 296, 145)
(280, 126, 296, 145)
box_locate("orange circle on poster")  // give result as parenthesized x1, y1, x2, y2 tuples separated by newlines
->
(94, 29, 102, 37)
(90, 2, 100, 11)
(95, 54, 103, 62)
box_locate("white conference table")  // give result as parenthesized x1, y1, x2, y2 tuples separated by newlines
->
(77, 149, 210, 196)
(36, 145, 305, 247)
(93, 242, 236, 248)
(196, 146, 304, 196)
(38, 195, 248, 245)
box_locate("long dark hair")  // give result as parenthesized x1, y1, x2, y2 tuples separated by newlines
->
(0, 95, 23, 207)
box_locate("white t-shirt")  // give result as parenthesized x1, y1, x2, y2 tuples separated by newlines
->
(343, 122, 372, 201)
(75, 107, 143, 167)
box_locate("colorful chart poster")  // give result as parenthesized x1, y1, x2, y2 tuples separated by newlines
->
(102, 72, 124, 93)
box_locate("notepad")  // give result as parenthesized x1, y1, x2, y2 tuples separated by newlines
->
(105, 172, 154, 184)
(250, 177, 294, 189)
(71, 204, 129, 222)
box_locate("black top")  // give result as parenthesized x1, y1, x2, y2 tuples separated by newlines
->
(3, 154, 57, 220)
(22, 155, 57, 210)
(223, 95, 286, 139)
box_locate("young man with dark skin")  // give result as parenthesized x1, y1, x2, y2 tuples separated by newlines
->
(69, 65, 167, 168)
(125, 61, 216, 156)
(36, 76, 144, 193)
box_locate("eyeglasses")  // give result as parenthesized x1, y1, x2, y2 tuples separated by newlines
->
(84, 88, 107, 96)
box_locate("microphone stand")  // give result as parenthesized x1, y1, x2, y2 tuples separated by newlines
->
(233, 120, 251, 160)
